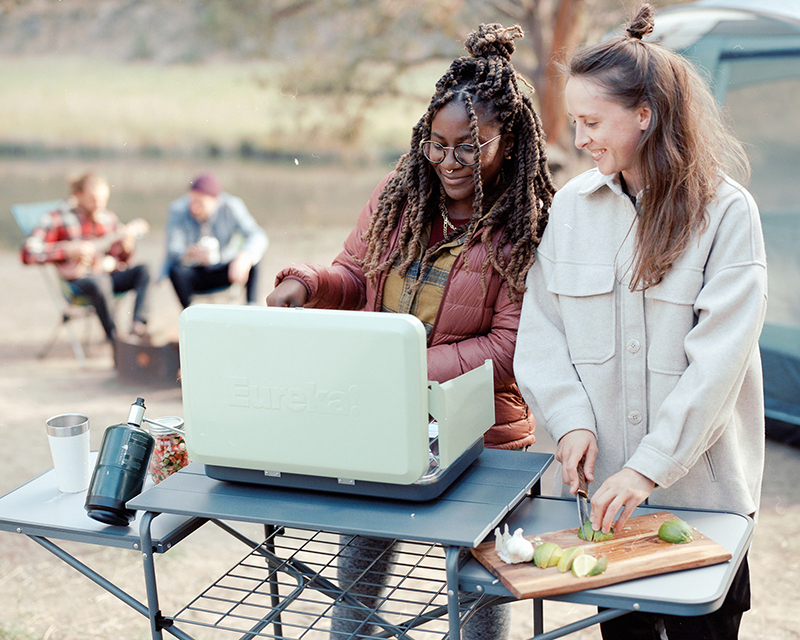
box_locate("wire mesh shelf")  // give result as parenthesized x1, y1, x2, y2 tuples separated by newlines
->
(165, 527, 479, 639)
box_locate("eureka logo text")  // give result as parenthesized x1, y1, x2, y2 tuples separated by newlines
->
(227, 377, 361, 416)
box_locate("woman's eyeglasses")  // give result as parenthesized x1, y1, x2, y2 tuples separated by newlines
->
(419, 134, 502, 167)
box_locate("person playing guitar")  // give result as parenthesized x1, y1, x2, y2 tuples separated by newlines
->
(21, 171, 152, 346)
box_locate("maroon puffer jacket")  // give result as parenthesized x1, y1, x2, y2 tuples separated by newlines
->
(275, 174, 535, 449)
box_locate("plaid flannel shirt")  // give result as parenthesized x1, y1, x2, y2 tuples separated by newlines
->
(21, 206, 129, 279)
(381, 228, 467, 338)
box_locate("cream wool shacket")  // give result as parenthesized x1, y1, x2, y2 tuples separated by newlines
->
(514, 168, 768, 516)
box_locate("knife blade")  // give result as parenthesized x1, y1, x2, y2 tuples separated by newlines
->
(576, 460, 591, 528)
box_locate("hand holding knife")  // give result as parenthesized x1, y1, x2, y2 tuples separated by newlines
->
(555, 430, 600, 532)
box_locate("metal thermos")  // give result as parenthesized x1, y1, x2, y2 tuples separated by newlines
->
(84, 397, 155, 526)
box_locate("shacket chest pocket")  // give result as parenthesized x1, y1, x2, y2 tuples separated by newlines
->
(548, 263, 616, 365)
(644, 268, 703, 375)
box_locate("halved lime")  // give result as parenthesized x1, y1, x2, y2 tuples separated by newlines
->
(557, 546, 585, 573)
(577, 520, 594, 541)
(593, 528, 615, 542)
(570, 554, 597, 578)
(587, 555, 608, 576)
(658, 518, 694, 544)
(578, 519, 615, 542)
(532, 542, 563, 568)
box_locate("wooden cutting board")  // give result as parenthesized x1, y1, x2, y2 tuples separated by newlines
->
(471, 510, 731, 600)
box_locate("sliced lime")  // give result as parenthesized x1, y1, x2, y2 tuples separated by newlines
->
(557, 546, 585, 573)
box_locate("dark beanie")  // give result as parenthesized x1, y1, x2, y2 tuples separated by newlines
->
(190, 172, 221, 197)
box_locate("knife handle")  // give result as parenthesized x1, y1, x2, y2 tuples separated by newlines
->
(576, 462, 589, 498)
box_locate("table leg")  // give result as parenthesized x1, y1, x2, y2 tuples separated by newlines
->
(138, 510, 193, 640)
(264, 524, 283, 638)
(534, 598, 544, 635)
(445, 546, 462, 639)
(139, 511, 164, 639)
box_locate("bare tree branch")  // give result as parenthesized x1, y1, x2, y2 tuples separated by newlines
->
(272, 0, 323, 21)
(489, 0, 528, 22)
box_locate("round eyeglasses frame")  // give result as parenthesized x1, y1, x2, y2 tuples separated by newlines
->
(419, 134, 503, 167)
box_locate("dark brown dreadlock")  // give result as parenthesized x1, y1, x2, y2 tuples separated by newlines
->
(359, 23, 556, 299)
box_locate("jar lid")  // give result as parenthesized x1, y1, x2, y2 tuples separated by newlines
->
(146, 416, 184, 435)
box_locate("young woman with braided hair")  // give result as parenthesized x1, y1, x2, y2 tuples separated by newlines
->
(515, 4, 765, 639)
(268, 23, 554, 640)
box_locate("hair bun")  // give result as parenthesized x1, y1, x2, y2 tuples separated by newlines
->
(626, 3, 655, 40)
(464, 23, 523, 61)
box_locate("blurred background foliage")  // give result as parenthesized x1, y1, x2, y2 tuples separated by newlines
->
(0, 0, 691, 169)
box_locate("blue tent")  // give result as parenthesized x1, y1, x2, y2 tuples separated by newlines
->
(653, 0, 800, 444)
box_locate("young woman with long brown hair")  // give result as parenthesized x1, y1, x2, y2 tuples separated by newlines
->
(514, 5, 765, 639)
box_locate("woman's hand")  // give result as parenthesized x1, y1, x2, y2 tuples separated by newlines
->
(555, 429, 598, 496)
(589, 468, 655, 533)
(266, 278, 309, 307)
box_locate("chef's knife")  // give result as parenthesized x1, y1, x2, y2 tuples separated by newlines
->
(576, 460, 591, 528)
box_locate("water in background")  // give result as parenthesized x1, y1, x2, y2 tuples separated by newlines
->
(1, 156, 394, 250)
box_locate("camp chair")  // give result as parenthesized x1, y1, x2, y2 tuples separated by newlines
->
(11, 200, 120, 366)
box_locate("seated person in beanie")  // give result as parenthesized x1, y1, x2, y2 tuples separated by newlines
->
(163, 172, 268, 307)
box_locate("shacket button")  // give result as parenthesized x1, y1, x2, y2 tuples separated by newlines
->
(626, 339, 641, 353)
(627, 411, 643, 425)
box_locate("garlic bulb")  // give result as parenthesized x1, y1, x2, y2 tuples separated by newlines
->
(494, 524, 534, 564)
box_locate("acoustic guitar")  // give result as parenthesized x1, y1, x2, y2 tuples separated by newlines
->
(56, 217, 150, 279)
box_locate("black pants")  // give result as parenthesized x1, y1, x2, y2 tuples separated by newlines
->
(600, 555, 751, 640)
(70, 264, 150, 341)
(168, 262, 259, 308)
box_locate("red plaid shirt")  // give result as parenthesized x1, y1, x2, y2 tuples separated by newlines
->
(21, 206, 130, 279)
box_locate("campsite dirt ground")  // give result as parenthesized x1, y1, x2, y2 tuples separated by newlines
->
(1, 231, 799, 640)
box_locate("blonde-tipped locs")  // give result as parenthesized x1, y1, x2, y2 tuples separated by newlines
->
(359, 23, 556, 299)
(567, 3, 749, 290)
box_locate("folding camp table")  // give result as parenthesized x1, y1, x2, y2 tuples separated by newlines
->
(1, 448, 754, 640)
(126, 449, 753, 640)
